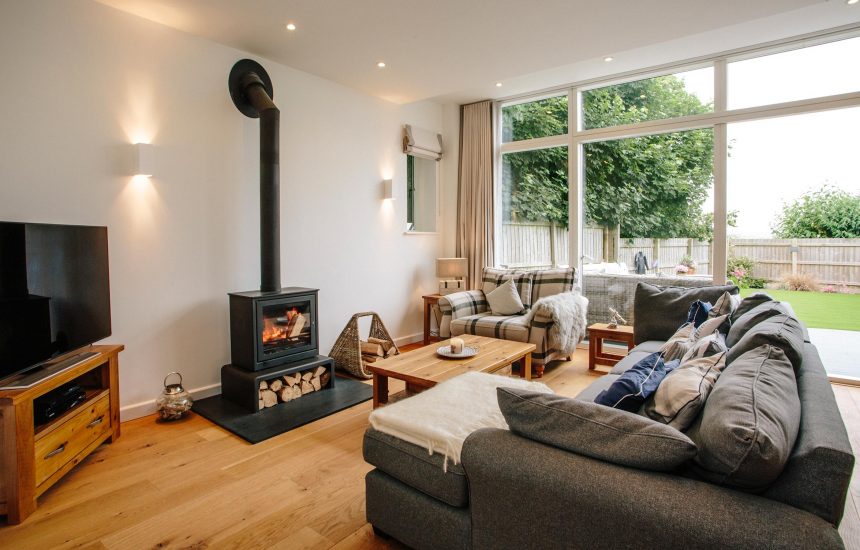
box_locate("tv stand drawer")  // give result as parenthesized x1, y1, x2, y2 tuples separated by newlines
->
(34, 392, 111, 487)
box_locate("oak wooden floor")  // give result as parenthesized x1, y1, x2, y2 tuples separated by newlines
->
(1, 345, 858, 550)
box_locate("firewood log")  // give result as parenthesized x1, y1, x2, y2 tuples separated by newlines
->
(301, 380, 314, 395)
(279, 388, 294, 402)
(259, 381, 268, 391)
(284, 373, 301, 386)
(259, 399, 264, 410)
(320, 372, 331, 388)
(311, 376, 321, 391)
(261, 389, 278, 408)
(368, 337, 393, 355)
(361, 353, 378, 363)
(291, 385, 302, 400)
(268, 379, 283, 392)
(313, 366, 327, 377)
(360, 341, 384, 357)
(301, 371, 313, 381)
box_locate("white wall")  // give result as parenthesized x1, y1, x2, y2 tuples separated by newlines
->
(0, 0, 446, 419)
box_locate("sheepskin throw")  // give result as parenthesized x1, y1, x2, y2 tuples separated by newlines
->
(368, 371, 552, 468)
(527, 291, 589, 356)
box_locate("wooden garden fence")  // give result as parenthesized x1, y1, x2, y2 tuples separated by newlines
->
(500, 222, 860, 287)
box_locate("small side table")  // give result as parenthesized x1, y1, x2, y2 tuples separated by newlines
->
(588, 323, 635, 371)
(422, 294, 443, 346)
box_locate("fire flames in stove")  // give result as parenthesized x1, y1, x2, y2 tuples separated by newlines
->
(262, 307, 307, 347)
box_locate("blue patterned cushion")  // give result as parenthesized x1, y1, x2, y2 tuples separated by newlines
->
(595, 353, 679, 412)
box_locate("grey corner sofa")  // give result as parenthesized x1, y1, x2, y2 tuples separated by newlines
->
(363, 283, 854, 550)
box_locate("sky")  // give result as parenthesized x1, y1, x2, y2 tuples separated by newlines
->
(678, 36, 860, 237)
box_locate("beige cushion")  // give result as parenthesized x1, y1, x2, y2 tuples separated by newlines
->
(681, 331, 728, 363)
(485, 278, 526, 315)
(659, 323, 694, 362)
(450, 313, 530, 342)
(693, 314, 729, 340)
(709, 291, 740, 318)
(643, 352, 727, 430)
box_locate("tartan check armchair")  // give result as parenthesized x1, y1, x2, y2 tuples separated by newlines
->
(438, 267, 581, 377)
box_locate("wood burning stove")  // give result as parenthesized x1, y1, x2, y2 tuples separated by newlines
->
(229, 287, 319, 371)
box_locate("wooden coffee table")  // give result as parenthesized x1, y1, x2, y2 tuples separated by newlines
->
(367, 335, 536, 408)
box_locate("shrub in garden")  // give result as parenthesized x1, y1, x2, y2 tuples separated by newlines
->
(783, 273, 820, 292)
(727, 256, 761, 288)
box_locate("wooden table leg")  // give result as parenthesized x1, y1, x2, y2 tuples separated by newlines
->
(588, 333, 598, 370)
(372, 373, 388, 409)
(423, 300, 431, 346)
(522, 354, 532, 380)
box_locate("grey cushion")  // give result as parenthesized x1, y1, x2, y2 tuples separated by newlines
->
(727, 314, 806, 373)
(688, 344, 801, 491)
(633, 283, 739, 344)
(631, 340, 665, 354)
(574, 373, 620, 401)
(731, 292, 774, 322)
(726, 300, 794, 347)
(498, 387, 697, 472)
(643, 352, 727, 431)
(709, 290, 740, 318)
(680, 331, 727, 363)
(363, 428, 468, 507)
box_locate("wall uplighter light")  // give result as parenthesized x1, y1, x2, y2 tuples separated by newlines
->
(382, 178, 394, 200)
(132, 142, 154, 178)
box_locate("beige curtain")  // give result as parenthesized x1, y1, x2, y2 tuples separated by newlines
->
(456, 100, 494, 289)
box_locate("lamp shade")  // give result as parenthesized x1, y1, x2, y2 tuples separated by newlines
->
(436, 257, 468, 278)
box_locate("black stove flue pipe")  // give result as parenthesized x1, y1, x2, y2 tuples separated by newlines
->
(229, 59, 281, 293)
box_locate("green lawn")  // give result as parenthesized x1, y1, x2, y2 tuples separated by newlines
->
(739, 288, 860, 331)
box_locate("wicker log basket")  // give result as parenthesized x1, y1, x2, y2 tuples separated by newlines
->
(329, 312, 400, 378)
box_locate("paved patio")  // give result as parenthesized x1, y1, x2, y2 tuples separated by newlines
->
(808, 328, 860, 380)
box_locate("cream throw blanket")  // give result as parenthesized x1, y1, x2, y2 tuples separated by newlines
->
(368, 371, 552, 468)
(526, 291, 589, 356)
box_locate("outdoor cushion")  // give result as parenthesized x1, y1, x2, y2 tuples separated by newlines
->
(450, 312, 529, 342)
(727, 314, 805, 373)
(481, 268, 534, 310)
(731, 292, 774, 322)
(726, 300, 793, 347)
(643, 351, 727, 431)
(363, 428, 469, 507)
(687, 344, 800, 491)
(633, 283, 739, 344)
(594, 353, 678, 412)
(485, 278, 526, 316)
(499, 387, 697, 472)
(530, 267, 575, 306)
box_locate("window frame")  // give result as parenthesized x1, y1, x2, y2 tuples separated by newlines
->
(494, 25, 860, 283)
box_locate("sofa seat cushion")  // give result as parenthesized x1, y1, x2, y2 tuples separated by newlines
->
(450, 312, 530, 342)
(574, 374, 620, 402)
(609, 350, 652, 375)
(631, 340, 665, 354)
(363, 428, 469, 507)
(633, 283, 739, 344)
(687, 344, 801, 491)
(498, 387, 697, 472)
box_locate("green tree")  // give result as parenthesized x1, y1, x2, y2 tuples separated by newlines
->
(772, 186, 860, 238)
(503, 75, 717, 239)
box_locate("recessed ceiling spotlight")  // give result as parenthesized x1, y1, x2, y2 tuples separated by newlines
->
(604, 56, 614, 62)
(495, 82, 503, 87)
(285, 22, 296, 31)
(377, 61, 386, 68)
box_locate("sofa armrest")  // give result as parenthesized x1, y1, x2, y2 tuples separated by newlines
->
(437, 290, 488, 338)
(462, 429, 844, 550)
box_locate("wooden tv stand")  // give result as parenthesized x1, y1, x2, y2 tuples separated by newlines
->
(0, 344, 123, 524)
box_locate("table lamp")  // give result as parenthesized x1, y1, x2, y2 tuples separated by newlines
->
(436, 258, 468, 295)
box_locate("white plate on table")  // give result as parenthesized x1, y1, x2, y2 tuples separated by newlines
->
(436, 345, 479, 359)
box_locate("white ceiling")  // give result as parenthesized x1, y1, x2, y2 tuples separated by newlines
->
(95, 0, 860, 104)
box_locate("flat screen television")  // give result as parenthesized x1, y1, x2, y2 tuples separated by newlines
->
(0, 221, 111, 380)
